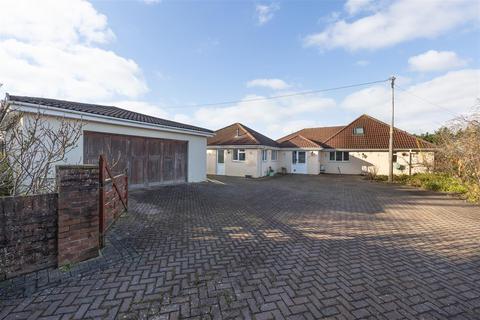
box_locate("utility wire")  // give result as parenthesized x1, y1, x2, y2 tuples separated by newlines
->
(161, 78, 390, 109)
(395, 84, 462, 118)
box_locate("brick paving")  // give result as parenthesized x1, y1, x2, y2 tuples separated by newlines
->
(1, 174, 479, 319)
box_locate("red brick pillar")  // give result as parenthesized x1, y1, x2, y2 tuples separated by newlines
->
(56, 165, 99, 266)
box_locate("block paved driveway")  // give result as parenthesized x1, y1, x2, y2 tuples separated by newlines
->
(1, 175, 479, 319)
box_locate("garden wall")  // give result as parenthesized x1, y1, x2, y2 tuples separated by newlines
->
(0, 165, 110, 281)
(0, 193, 58, 280)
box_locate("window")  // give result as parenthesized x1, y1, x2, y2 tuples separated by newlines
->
(217, 149, 224, 163)
(353, 127, 364, 135)
(262, 150, 267, 161)
(329, 151, 350, 162)
(233, 149, 246, 161)
(271, 150, 278, 161)
(298, 151, 306, 164)
(335, 151, 343, 161)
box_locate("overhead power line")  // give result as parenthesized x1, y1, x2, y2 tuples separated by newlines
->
(161, 78, 390, 109)
(395, 85, 462, 118)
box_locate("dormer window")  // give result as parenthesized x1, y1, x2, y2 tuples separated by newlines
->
(353, 127, 364, 135)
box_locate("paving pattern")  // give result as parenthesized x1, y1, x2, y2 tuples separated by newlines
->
(1, 175, 479, 319)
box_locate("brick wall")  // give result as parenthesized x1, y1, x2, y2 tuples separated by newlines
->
(56, 165, 99, 266)
(0, 193, 58, 280)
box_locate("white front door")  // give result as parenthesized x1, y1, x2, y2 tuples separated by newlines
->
(291, 151, 307, 174)
(216, 149, 225, 175)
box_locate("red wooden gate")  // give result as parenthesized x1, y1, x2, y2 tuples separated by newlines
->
(99, 155, 128, 247)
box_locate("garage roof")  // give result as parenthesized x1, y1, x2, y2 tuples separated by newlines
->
(7, 95, 213, 134)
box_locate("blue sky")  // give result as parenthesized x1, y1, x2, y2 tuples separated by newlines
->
(1, 0, 479, 138)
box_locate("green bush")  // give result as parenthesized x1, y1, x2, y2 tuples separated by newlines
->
(371, 172, 478, 203)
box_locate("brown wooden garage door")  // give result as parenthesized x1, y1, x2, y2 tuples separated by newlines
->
(83, 131, 188, 188)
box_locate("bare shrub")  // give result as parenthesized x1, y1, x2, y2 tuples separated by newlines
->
(435, 103, 480, 201)
(0, 100, 83, 195)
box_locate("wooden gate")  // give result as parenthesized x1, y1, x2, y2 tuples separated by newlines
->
(99, 155, 128, 247)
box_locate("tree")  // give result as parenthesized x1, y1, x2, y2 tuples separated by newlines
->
(0, 100, 83, 196)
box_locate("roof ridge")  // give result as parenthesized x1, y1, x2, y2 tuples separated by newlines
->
(323, 114, 436, 148)
(8, 94, 213, 134)
(296, 134, 321, 147)
(276, 128, 305, 142)
(236, 123, 260, 144)
(323, 114, 366, 144)
(285, 133, 320, 147)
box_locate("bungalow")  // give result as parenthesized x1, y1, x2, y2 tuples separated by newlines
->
(206, 123, 282, 178)
(207, 115, 435, 177)
(6, 94, 214, 188)
(278, 114, 435, 175)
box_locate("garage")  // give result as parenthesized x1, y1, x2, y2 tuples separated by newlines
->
(8, 95, 213, 186)
(83, 131, 188, 188)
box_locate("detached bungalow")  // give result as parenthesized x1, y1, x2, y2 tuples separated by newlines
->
(207, 115, 435, 177)
(206, 123, 281, 178)
(278, 114, 435, 175)
(6, 95, 214, 188)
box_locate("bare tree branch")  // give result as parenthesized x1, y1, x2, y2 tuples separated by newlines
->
(1, 101, 84, 195)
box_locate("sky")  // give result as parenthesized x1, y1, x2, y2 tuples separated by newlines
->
(0, 0, 479, 139)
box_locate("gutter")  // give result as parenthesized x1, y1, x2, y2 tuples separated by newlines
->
(207, 145, 282, 150)
(321, 148, 437, 152)
(8, 100, 214, 138)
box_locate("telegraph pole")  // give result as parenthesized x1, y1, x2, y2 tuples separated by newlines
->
(388, 76, 396, 183)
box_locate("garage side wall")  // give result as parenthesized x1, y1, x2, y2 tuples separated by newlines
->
(24, 115, 208, 183)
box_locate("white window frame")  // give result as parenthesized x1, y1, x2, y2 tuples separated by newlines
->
(262, 150, 268, 162)
(329, 151, 350, 162)
(353, 127, 364, 135)
(271, 150, 278, 161)
(233, 149, 246, 161)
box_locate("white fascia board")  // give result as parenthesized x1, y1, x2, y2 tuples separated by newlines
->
(9, 101, 214, 138)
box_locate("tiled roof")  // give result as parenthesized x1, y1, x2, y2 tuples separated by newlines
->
(277, 135, 321, 148)
(7, 95, 213, 134)
(208, 123, 278, 147)
(324, 114, 436, 150)
(277, 126, 345, 146)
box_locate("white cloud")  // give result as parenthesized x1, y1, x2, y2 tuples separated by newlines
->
(355, 60, 369, 66)
(341, 69, 480, 133)
(173, 93, 336, 139)
(141, 0, 161, 4)
(304, 0, 478, 51)
(246, 78, 291, 90)
(408, 50, 467, 72)
(345, 0, 375, 15)
(0, 0, 148, 102)
(0, 0, 114, 46)
(256, 3, 279, 26)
